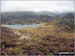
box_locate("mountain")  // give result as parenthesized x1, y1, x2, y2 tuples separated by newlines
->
(1, 11, 57, 24)
(36, 15, 57, 22)
(37, 11, 55, 16)
(1, 11, 74, 25)
(57, 13, 74, 32)
(1, 11, 38, 24)
(1, 11, 37, 18)
(56, 12, 74, 16)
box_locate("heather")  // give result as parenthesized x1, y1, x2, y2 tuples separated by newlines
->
(1, 12, 74, 56)
(1, 23, 74, 55)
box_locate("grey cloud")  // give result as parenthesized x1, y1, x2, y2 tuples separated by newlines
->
(1, 1, 74, 13)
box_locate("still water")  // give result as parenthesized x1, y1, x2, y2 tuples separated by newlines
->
(2, 24, 40, 29)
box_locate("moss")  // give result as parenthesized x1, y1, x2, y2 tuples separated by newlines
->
(47, 52, 54, 55)
(38, 44, 47, 52)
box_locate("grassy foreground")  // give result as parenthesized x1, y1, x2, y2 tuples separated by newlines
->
(1, 23, 74, 55)
(17, 23, 74, 55)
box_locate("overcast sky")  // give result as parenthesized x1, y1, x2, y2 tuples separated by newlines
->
(1, 1, 74, 13)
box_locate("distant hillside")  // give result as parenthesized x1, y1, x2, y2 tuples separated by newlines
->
(1, 11, 57, 24)
(57, 13, 74, 32)
(1, 11, 37, 18)
(1, 11, 38, 24)
(37, 11, 56, 16)
(36, 15, 57, 22)
(1, 11, 74, 25)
